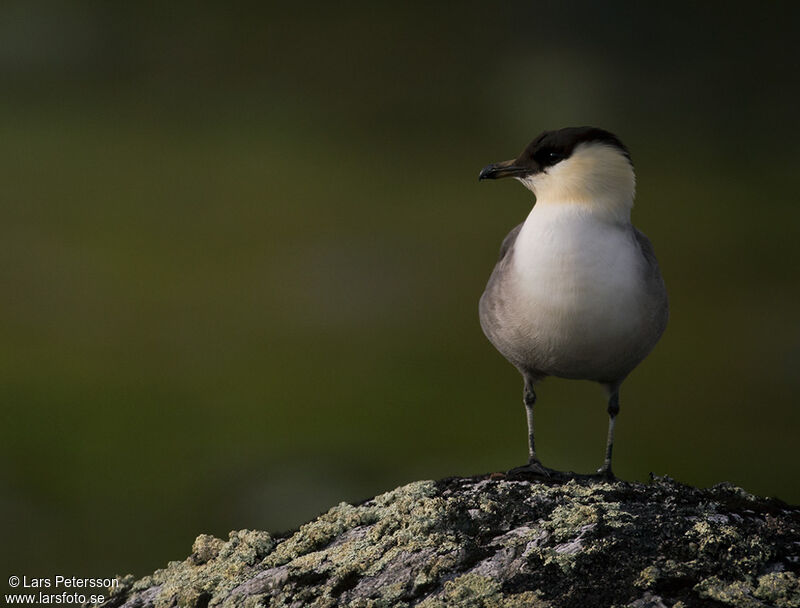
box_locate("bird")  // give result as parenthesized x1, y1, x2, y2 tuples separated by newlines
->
(478, 126, 668, 479)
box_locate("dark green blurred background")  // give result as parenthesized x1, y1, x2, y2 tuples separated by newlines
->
(2, 1, 799, 579)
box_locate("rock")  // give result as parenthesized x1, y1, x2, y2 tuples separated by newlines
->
(100, 475, 800, 608)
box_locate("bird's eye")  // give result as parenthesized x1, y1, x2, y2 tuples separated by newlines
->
(533, 149, 566, 166)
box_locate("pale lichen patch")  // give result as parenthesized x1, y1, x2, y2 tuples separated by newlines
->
(102, 476, 800, 608)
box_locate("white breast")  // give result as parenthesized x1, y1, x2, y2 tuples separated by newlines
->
(508, 203, 651, 379)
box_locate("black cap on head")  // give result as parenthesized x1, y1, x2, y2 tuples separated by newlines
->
(479, 126, 630, 181)
(518, 126, 630, 166)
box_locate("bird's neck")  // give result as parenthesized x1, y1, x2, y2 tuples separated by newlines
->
(528, 194, 633, 227)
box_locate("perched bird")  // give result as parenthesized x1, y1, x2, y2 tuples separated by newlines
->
(478, 126, 668, 479)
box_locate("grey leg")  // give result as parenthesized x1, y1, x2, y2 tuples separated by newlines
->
(507, 374, 557, 479)
(523, 379, 539, 465)
(598, 390, 620, 478)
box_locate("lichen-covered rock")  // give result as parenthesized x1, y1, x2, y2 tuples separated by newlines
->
(100, 475, 800, 608)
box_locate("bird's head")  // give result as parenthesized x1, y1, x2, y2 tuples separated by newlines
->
(479, 127, 635, 219)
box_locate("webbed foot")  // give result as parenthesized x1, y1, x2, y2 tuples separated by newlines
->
(505, 460, 574, 482)
(595, 466, 617, 481)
